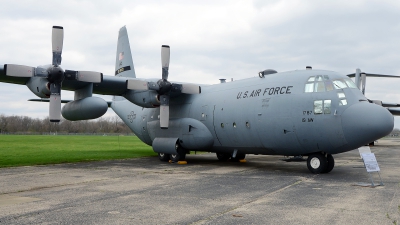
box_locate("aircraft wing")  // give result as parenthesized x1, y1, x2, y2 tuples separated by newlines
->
(0, 65, 128, 96)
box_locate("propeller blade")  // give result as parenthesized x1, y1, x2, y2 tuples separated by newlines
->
(126, 79, 149, 90)
(355, 68, 361, 89)
(64, 70, 103, 83)
(49, 83, 62, 122)
(148, 81, 160, 91)
(161, 45, 170, 80)
(361, 72, 366, 95)
(52, 26, 64, 66)
(4, 64, 35, 77)
(159, 95, 169, 129)
(181, 83, 201, 94)
(77, 71, 103, 83)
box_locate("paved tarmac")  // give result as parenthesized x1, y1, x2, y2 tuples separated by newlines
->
(1, 139, 400, 224)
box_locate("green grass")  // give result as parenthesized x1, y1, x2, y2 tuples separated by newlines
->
(0, 135, 156, 168)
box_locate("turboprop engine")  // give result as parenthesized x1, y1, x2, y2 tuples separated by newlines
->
(26, 76, 50, 98)
(123, 89, 160, 108)
(61, 97, 108, 121)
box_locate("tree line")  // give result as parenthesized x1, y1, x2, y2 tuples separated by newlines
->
(0, 115, 132, 134)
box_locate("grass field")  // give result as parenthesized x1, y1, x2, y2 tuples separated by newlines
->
(0, 135, 156, 168)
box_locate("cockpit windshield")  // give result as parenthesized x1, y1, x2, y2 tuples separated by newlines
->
(305, 76, 357, 93)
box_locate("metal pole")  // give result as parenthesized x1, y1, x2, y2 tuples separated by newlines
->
(368, 172, 375, 187)
(377, 171, 384, 186)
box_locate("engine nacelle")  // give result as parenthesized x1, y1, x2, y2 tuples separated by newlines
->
(61, 97, 108, 121)
(124, 90, 160, 108)
(26, 77, 50, 98)
(147, 118, 214, 151)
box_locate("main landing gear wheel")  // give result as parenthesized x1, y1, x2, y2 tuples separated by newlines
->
(158, 153, 170, 162)
(231, 153, 246, 162)
(216, 153, 231, 161)
(170, 143, 186, 162)
(307, 153, 327, 174)
(323, 154, 335, 173)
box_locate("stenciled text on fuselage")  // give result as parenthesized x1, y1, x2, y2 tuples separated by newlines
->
(237, 86, 293, 99)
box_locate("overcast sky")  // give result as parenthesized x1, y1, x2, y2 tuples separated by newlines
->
(1, 0, 400, 127)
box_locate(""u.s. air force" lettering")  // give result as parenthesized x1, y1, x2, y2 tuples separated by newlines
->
(237, 86, 293, 99)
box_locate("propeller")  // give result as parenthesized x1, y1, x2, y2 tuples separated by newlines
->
(159, 45, 171, 129)
(4, 26, 103, 122)
(126, 45, 201, 129)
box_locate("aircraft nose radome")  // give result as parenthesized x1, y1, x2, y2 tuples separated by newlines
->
(341, 103, 393, 149)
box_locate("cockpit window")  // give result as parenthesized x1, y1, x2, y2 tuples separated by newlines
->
(305, 75, 333, 93)
(332, 78, 357, 89)
(344, 78, 357, 88)
(314, 81, 325, 92)
(337, 90, 347, 106)
(325, 81, 334, 91)
(333, 79, 347, 89)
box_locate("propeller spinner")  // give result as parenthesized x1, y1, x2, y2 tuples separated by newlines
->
(4, 26, 103, 122)
(126, 45, 201, 129)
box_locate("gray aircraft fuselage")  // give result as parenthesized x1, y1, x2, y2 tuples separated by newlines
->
(0, 26, 395, 174)
(111, 69, 393, 157)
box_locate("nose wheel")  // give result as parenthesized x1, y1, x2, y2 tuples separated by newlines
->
(307, 153, 335, 174)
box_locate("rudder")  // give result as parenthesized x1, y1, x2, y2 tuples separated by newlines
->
(115, 26, 136, 78)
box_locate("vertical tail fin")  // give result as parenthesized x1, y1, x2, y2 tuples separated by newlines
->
(115, 26, 136, 78)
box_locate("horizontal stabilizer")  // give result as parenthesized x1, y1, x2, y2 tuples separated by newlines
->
(382, 102, 400, 107)
(347, 73, 400, 78)
(388, 108, 400, 116)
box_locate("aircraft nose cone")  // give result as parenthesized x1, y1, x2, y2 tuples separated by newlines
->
(341, 103, 393, 149)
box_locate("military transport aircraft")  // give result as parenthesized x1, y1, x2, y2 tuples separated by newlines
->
(0, 26, 395, 174)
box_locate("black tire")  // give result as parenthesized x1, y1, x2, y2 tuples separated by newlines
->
(158, 153, 170, 162)
(323, 154, 335, 173)
(170, 143, 186, 162)
(307, 153, 327, 174)
(170, 152, 186, 162)
(216, 153, 230, 161)
(231, 153, 246, 162)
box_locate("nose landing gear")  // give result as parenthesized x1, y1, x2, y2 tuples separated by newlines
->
(307, 153, 335, 174)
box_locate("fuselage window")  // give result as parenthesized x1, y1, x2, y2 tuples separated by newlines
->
(314, 100, 323, 114)
(324, 100, 331, 114)
(314, 99, 332, 114)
